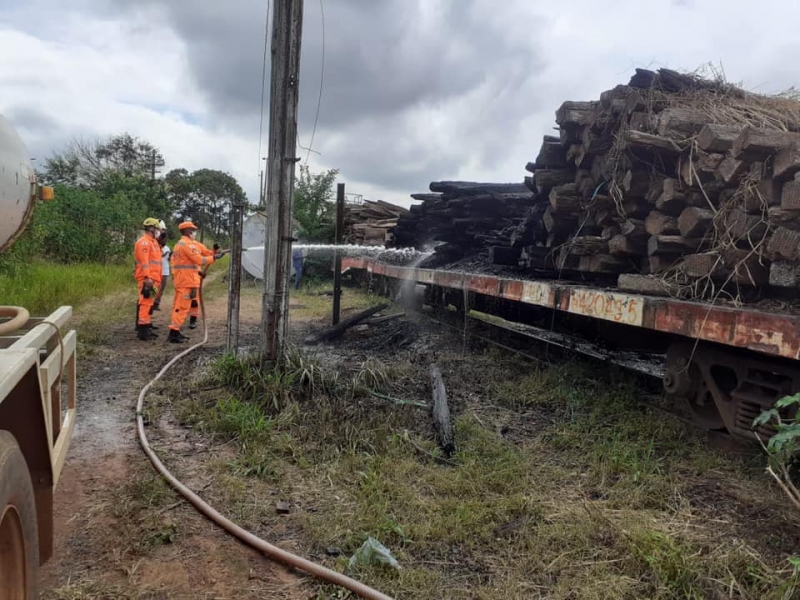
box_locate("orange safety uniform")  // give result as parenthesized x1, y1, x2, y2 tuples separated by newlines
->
(169, 235, 215, 331)
(134, 233, 163, 326)
(190, 243, 214, 319)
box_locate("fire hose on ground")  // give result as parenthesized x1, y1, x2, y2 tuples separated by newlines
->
(135, 276, 394, 600)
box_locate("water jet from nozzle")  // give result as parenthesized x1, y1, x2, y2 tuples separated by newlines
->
(241, 244, 431, 280)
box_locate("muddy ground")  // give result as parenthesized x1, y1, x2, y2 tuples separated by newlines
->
(41, 279, 309, 599)
(40, 275, 800, 600)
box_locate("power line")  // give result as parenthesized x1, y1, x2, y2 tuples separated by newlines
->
(303, 0, 325, 165)
(257, 0, 272, 172)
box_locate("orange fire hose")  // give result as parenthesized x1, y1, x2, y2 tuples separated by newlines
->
(135, 274, 394, 600)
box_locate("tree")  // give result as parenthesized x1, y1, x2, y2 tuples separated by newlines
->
(293, 166, 339, 243)
(165, 168, 248, 241)
(40, 133, 165, 188)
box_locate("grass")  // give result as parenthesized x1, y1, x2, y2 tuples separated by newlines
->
(165, 343, 800, 600)
(0, 259, 138, 351)
(288, 282, 387, 321)
(110, 466, 180, 556)
(0, 261, 131, 316)
(46, 580, 146, 600)
(146, 278, 800, 599)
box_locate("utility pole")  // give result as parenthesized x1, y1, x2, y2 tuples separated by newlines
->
(260, 0, 304, 364)
(258, 156, 267, 210)
(259, 170, 264, 209)
(332, 183, 345, 325)
(227, 201, 244, 355)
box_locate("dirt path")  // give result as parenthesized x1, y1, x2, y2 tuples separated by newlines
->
(40, 285, 309, 599)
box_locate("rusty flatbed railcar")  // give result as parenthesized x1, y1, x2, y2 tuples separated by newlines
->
(342, 257, 800, 441)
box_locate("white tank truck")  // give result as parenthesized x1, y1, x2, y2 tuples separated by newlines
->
(0, 114, 76, 599)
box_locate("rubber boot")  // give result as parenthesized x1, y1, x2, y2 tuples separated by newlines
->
(168, 329, 189, 344)
(188, 316, 198, 330)
(137, 324, 157, 341)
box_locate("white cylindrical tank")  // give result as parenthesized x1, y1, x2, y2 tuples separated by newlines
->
(241, 213, 267, 280)
(0, 115, 36, 253)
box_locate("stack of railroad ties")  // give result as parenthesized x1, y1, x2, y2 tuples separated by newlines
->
(344, 199, 409, 246)
(391, 181, 535, 267)
(394, 68, 800, 300)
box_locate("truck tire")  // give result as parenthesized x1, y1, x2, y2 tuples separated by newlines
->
(0, 431, 39, 600)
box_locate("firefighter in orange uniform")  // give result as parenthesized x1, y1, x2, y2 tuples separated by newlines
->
(134, 218, 163, 341)
(168, 221, 222, 343)
(187, 239, 216, 330)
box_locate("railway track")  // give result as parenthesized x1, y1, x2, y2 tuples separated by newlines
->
(414, 306, 761, 453)
(344, 258, 800, 442)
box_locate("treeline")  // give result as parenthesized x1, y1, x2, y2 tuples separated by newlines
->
(1, 133, 249, 272)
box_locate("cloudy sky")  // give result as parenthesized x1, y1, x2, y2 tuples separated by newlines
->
(1, 0, 799, 208)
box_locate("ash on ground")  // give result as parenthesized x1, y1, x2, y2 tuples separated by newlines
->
(336, 317, 423, 353)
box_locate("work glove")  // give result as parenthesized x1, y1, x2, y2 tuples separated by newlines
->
(213, 244, 220, 252)
(142, 278, 154, 298)
(199, 271, 206, 279)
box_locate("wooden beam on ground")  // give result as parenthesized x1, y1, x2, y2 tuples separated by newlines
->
(304, 303, 389, 345)
(430, 364, 455, 456)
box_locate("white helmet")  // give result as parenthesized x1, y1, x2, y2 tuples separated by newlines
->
(158, 220, 167, 230)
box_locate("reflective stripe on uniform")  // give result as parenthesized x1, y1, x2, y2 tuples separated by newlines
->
(172, 264, 197, 270)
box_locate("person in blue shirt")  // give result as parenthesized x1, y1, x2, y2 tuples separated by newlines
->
(292, 241, 305, 290)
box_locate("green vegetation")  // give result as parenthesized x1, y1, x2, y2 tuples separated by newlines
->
(293, 165, 339, 242)
(0, 261, 130, 315)
(111, 468, 179, 555)
(1, 131, 249, 277)
(164, 168, 247, 243)
(289, 283, 385, 319)
(165, 334, 799, 600)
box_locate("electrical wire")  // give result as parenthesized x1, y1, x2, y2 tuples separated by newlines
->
(302, 0, 325, 165)
(257, 0, 272, 172)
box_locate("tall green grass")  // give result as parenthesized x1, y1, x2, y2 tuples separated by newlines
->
(0, 261, 132, 315)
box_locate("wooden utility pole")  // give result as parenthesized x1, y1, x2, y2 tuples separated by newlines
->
(332, 183, 345, 325)
(260, 0, 304, 364)
(259, 170, 264, 209)
(226, 201, 244, 355)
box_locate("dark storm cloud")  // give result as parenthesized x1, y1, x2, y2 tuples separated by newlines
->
(116, 0, 542, 127)
(108, 0, 549, 193)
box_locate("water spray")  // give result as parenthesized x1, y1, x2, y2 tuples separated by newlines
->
(243, 243, 432, 265)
